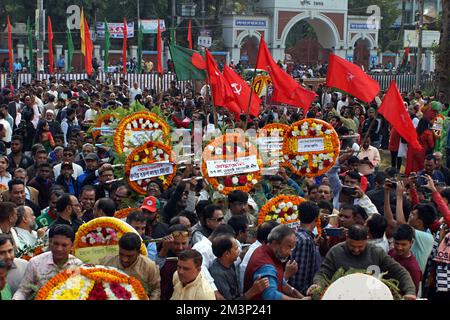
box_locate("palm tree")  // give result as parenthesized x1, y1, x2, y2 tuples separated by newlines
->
(437, 0, 450, 99)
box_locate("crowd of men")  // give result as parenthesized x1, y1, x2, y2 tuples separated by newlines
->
(0, 68, 449, 301)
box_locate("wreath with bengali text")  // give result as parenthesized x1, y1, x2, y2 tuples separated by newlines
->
(201, 133, 263, 195)
(124, 141, 176, 195)
(283, 118, 340, 177)
(113, 111, 171, 156)
(92, 113, 119, 140)
(258, 123, 289, 169)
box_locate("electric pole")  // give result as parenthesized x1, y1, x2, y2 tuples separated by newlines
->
(415, 0, 424, 89)
(36, 0, 45, 74)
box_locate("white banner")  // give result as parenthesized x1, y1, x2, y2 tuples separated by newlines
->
(140, 19, 166, 34)
(297, 138, 325, 152)
(403, 30, 440, 48)
(96, 22, 134, 38)
(206, 155, 259, 177)
(129, 162, 173, 181)
(257, 137, 283, 151)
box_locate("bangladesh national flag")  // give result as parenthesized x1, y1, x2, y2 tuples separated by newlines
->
(170, 44, 206, 81)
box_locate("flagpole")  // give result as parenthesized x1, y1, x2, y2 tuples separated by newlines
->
(244, 37, 263, 129)
(356, 110, 379, 157)
(205, 70, 218, 127)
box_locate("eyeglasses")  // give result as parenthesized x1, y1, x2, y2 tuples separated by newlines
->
(171, 231, 189, 237)
(208, 216, 224, 222)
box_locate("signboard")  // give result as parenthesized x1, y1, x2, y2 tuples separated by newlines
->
(403, 30, 440, 48)
(257, 137, 283, 151)
(298, 138, 325, 152)
(130, 162, 174, 181)
(126, 130, 163, 146)
(198, 36, 212, 48)
(96, 22, 134, 38)
(206, 155, 259, 177)
(235, 20, 267, 27)
(140, 19, 166, 34)
(349, 23, 377, 30)
(75, 245, 118, 264)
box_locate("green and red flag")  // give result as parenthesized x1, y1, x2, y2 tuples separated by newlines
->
(169, 44, 206, 81)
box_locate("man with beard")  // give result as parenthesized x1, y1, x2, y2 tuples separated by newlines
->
(49, 193, 84, 233)
(27, 163, 54, 210)
(141, 196, 169, 239)
(156, 224, 191, 299)
(7, 179, 40, 217)
(244, 224, 305, 300)
(0, 234, 28, 294)
(7, 136, 33, 174)
(36, 188, 64, 228)
(307, 225, 416, 299)
(14, 206, 46, 250)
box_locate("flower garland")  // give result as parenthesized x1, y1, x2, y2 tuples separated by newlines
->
(92, 113, 118, 140)
(432, 114, 445, 139)
(257, 195, 306, 228)
(114, 208, 141, 220)
(201, 133, 263, 195)
(113, 111, 171, 155)
(35, 265, 149, 300)
(73, 217, 147, 256)
(283, 118, 340, 177)
(124, 141, 176, 195)
(16, 239, 46, 261)
(257, 123, 289, 168)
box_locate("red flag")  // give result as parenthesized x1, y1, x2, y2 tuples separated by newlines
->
(7, 16, 13, 74)
(47, 16, 54, 74)
(84, 17, 93, 76)
(256, 37, 316, 111)
(326, 53, 380, 103)
(205, 49, 239, 116)
(223, 65, 261, 117)
(122, 18, 127, 74)
(156, 19, 163, 75)
(378, 81, 422, 151)
(187, 20, 192, 50)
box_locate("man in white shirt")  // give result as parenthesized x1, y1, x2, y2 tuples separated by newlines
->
(336, 94, 349, 115)
(129, 82, 142, 103)
(53, 147, 83, 179)
(14, 206, 44, 251)
(0, 109, 12, 147)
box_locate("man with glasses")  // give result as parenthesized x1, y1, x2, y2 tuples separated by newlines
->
(49, 193, 84, 233)
(94, 164, 115, 199)
(52, 147, 83, 179)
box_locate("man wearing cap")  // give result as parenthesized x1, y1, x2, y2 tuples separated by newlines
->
(77, 152, 100, 189)
(45, 109, 63, 138)
(141, 196, 169, 239)
(55, 162, 79, 197)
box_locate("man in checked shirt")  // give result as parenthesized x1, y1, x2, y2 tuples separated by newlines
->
(288, 201, 322, 295)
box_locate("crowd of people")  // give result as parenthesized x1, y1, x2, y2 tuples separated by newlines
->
(0, 68, 449, 301)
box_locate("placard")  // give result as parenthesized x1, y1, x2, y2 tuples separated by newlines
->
(127, 130, 162, 146)
(130, 162, 174, 181)
(257, 136, 283, 151)
(206, 155, 259, 177)
(75, 245, 118, 264)
(140, 19, 166, 34)
(101, 127, 115, 136)
(298, 138, 325, 152)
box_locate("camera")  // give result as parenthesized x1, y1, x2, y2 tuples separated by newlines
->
(341, 185, 356, 196)
(385, 179, 397, 188)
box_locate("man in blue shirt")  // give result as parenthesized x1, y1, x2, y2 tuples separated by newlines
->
(416, 154, 445, 186)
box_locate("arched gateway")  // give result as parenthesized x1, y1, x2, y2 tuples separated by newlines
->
(222, 0, 380, 67)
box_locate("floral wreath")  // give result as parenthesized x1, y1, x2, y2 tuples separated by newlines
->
(124, 141, 177, 195)
(114, 208, 141, 220)
(113, 111, 171, 155)
(16, 240, 46, 261)
(201, 133, 263, 195)
(258, 123, 289, 168)
(35, 265, 149, 300)
(92, 113, 119, 140)
(73, 217, 147, 256)
(283, 118, 340, 177)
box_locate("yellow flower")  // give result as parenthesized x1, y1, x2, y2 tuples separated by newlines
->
(134, 155, 139, 161)
(280, 218, 285, 223)
(265, 215, 271, 222)
(271, 205, 276, 212)
(283, 207, 288, 212)
(247, 174, 253, 181)
(293, 126, 299, 131)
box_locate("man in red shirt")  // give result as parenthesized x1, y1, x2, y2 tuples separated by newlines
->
(388, 224, 422, 294)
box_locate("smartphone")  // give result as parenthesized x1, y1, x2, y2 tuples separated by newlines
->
(324, 227, 344, 237)
(386, 179, 397, 188)
(341, 185, 356, 196)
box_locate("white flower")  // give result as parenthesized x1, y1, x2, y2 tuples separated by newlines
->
(232, 177, 239, 185)
(164, 154, 169, 160)
(325, 129, 332, 135)
(96, 227, 102, 232)
(292, 132, 298, 137)
(217, 184, 224, 191)
(306, 168, 311, 173)
(157, 149, 163, 155)
(139, 118, 144, 124)
(316, 124, 322, 131)
(215, 148, 223, 155)
(276, 218, 282, 223)
(284, 155, 289, 160)
(126, 124, 132, 130)
(252, 179, 258, 185)
(286, 215, 292, 221)
(132, 120, 138, 128)
(291, 214, 298, 220)
(89, 238, 96, 245)
(154, 123, 159, 129)
(293, 205, 298, 211)
(287, 202, 293, 208)
(208, 145, 214, 152)
(279, 203, 286, 209)
(81, 236, 87, 243)
(148, 123, 154, 129)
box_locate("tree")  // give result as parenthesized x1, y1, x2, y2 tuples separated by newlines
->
(437, 0, 450, 99)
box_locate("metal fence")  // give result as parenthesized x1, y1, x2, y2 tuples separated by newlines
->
(0, 72, 196, 92)
(369, 73, 436, 93)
